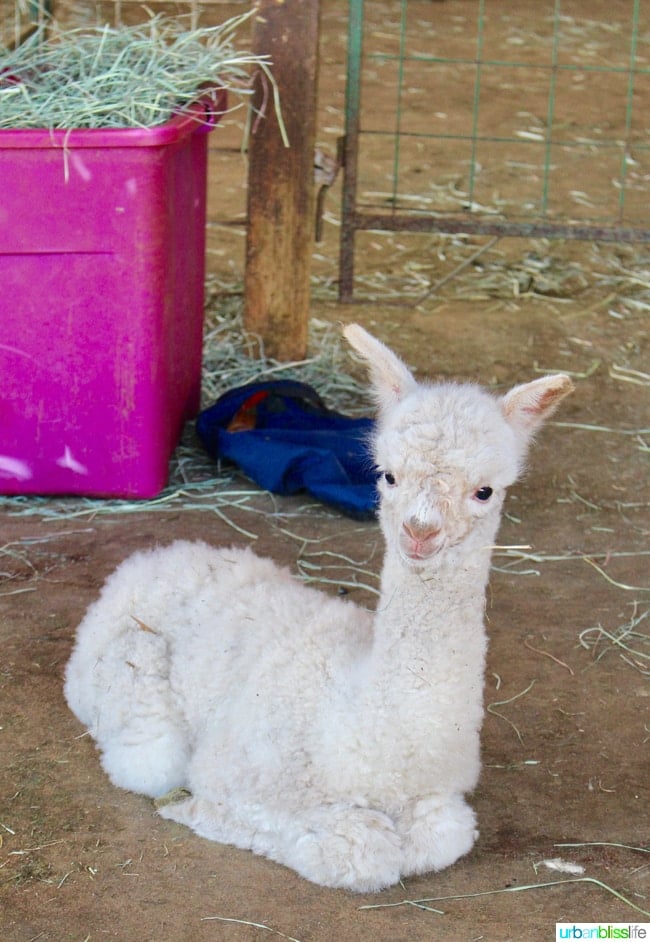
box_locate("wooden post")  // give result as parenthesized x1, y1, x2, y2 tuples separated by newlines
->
(244, 0, 320, 361)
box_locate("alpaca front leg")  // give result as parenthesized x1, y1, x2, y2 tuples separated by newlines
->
(398, 794, 478, 877)
(159, 796, 402, 892)
(98, 721, 191, 799)
(267, 803, 403, 892)
(156, 793, 257, 850)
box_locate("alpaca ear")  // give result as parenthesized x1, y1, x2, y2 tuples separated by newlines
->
(343, 323, 418, 411)
(501, 374, 574, 438)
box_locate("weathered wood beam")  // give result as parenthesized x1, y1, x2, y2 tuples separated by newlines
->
(244, 0, 320, 361)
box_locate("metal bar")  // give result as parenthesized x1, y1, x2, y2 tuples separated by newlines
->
(390, 0, 408, 209)
(351, 212, 650, 244)
(540, 0, 562, 216)
(618, 0, 642, 222)
(353, 129, 650, 151)
(364, 54, 650, 78)
(338, 0, 364, 303)
(467, 0, 485, 209)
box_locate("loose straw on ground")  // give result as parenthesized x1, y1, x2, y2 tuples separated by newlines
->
(359, 875, 650, 919)
(201, 916, 302, 942)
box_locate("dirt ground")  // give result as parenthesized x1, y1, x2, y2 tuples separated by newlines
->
(2, 2, 649, 940)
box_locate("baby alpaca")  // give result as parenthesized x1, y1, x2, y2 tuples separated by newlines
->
(64, 325, 573, 892)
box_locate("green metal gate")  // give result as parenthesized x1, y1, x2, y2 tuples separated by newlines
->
(339, 0, 650, 300)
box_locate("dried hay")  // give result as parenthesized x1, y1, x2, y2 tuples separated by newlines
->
(201, 916, 303, 942)
(487, 679, 536, 745)
(359, 874, 650, 919)
(0, 538, 64, 597)
(199, 286, 370, 415)
(0, 11, 273, 130)
(579, 604, 650, 676)
(493, 546, 650, 676)
(449, 249, 591, 302)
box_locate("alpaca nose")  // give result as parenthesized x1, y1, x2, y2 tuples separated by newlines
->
(403, 520, 440, 544)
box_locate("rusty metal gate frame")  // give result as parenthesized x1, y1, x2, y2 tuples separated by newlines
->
(338, 0, 650, 302)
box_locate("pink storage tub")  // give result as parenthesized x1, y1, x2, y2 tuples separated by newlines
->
(0, 90, 225, 498)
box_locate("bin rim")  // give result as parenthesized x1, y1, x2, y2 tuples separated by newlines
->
(0, 86, 226, 149)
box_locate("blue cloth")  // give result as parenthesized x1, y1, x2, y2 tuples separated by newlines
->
(196, 380, 379, 517)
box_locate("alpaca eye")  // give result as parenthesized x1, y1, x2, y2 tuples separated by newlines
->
(474, 486, 493, 502)
(383, 472, 397, 486)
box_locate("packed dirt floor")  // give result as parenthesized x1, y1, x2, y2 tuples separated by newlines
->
(2, 1, 649, 940)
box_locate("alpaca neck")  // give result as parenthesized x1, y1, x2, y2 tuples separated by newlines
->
(357, 533, 494, 713)
(374, 535, 493, 648)
(334, 536, 494, 800)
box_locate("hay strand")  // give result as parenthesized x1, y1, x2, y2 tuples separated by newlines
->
(359, 876, 650, 919)
(583, 556, 650, 593)
(487, 680, 536, 744)
(524, 637, 574, 675)
(200, 916, 303, 942)
(555, 842, 649, 854)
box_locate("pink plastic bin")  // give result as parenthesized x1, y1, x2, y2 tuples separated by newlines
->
(0, 91, 225, 498)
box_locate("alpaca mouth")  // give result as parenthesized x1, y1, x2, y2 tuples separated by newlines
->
(401, 537, 445, 565)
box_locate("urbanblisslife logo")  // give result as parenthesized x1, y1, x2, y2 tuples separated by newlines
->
(556, 926, 649, 940)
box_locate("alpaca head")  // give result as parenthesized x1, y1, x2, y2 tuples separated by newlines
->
(344, 324, 574, 568)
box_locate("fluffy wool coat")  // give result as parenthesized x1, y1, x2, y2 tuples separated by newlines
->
(64, 324, 573, 891)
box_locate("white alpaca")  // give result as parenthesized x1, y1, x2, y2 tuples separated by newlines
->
(64, 324, 573, 892)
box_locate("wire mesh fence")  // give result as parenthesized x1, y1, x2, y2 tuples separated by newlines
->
(0, 0, 247, 44)
(339, 0, 650, 300)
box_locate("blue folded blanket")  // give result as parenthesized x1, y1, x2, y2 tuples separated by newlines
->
(196, 380, 379, 517)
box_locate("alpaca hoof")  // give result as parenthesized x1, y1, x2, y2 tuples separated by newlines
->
(400, 795, 478, 877)
(290, 806, 402, 892)
(100, 729, 190, 799)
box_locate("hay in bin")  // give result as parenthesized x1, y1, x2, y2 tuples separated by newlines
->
(0, 12, 273, 130)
